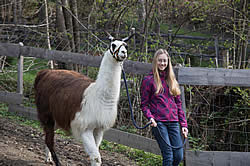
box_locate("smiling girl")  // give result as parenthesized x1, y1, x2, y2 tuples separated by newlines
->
(140, 49, 188, 166)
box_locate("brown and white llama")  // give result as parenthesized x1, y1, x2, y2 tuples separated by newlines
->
(34, 34, 134, 166)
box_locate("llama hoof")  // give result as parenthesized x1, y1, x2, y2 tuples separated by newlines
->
(45, 147, 53, 163)
(91, 163, 101, 166)
(45, 157, 53, 164)
(90, 157, 101, 166)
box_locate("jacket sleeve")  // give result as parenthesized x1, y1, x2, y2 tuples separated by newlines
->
(140, 78, 154, 120)
(175, 95, 188, 128)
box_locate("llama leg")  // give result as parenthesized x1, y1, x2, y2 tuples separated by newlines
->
(94, 128, 104, 148)
(45, 146, 53, 163)
(44, 124, 61, 166)
(81, 129, 101, 166)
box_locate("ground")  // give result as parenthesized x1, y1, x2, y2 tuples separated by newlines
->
(0, 116, 138, 166)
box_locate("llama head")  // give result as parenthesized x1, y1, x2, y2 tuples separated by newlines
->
(107, 33, 134, 62)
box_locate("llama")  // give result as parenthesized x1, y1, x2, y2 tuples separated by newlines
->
(34, 33, 134, 166)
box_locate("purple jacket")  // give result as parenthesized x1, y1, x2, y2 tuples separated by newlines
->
(140, 71, 188, 128)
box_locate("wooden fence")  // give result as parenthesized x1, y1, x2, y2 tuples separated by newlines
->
(0, 42, 250, 165)
(2, 26, 249, 69)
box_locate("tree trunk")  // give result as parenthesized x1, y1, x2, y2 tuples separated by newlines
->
(232, 1, 238, 69)
(87, 0, 96, 51)
(61, 0, 75, 52)
(6, 0, 11, 23)
(242, 35, 248, 69)
(44, 0, 53, 69)
(137, 0, 146, 33)
(13, 0, 17, 24)
(154, 1, 161, 35)
(56, 0, 70, 69)
(138, 0, 155, 60)
(137, 0, 146, 57)
(0, 0, 7, 23)
(17, 0, 22, 24)
(38, 1, 45, 24)
(241, 0, 248, 69)
(70, 0, 80, 53)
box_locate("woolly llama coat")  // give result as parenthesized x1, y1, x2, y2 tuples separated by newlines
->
(34, 34, 133, 166)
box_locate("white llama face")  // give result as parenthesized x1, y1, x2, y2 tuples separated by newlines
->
(110, 40, 128, 62)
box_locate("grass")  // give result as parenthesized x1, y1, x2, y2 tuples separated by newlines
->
(100, 140, 162, 166)
(0, 103, 41, 130)
(0, 103, 163, 166)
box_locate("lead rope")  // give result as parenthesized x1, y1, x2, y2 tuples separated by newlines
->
(121, 68, 152, 129)
(121, 68, 187, 149)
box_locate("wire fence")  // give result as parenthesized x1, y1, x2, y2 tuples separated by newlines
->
(0, 25, 249, 153)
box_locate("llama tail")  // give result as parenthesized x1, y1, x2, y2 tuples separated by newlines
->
(34, 69, 50, 90)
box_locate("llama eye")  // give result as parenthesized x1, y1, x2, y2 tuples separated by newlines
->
(125, 45, 128, 50)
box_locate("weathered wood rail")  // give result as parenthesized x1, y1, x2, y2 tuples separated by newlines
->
(0, 43, 249, 86)
(0, 42, 250, 165)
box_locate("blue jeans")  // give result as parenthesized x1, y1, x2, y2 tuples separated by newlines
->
(152, 122, 183, 166)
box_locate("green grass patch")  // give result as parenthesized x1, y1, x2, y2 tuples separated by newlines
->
(0, 103, 41, 130)
(100, 140, 162, 166)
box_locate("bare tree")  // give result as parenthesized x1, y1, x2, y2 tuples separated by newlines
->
(230, 0, 249, 69)
(13, 0, 17, 24)
(154, 1, 162, 35)
(56, 0, 71, 69)
(17, 0, 22, 23)
(44, 0, 53, 69)
(137, 0, 146, 33)
(70, 0, 80, 52)
(137, 0, 155, 56)
(238, 0, 248, 69)
(0, 0, 11, 23)
(61, 0, 75, 52)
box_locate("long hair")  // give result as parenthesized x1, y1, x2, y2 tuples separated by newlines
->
(152, 49, 181, 96)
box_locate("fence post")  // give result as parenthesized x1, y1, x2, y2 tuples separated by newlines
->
(214, 36, 219, 67)
(17, 42, 24, 95)
(168, 29, 172, 51)
(131, 27, 136, 51)
(215, 57, 218, 68)
(188, 57, 191, 67)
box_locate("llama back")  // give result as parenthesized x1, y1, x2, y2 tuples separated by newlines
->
(34, 69, 94, 131)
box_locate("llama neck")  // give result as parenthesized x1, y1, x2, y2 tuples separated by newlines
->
(95, 51, 122, 98)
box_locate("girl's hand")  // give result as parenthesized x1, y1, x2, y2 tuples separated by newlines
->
(150, 118, 157, 127)
(182, 127, 188, 138)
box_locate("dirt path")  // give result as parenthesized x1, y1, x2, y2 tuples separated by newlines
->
(0, 116, 138, 166)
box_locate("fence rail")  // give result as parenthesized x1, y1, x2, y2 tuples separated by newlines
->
(0, 43, 249, 86)
(186, 151, 250, 166)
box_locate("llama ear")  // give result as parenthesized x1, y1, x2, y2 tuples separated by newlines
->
(122, 33, 135, 42)
(111, 43, 116, 52)
(109, 36, 114, 41)
(104, 30, 114, 41)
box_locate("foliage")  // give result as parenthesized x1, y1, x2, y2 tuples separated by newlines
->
(188, 136, 206, 151)
(186, 86, 250, 151)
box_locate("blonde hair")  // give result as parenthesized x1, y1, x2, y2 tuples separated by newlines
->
(152, 49, 181, 96)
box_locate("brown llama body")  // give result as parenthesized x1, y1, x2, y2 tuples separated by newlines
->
(34, 69, 94, 131)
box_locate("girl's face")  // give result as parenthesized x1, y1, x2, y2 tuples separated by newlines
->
(157, 53, 168, 71)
